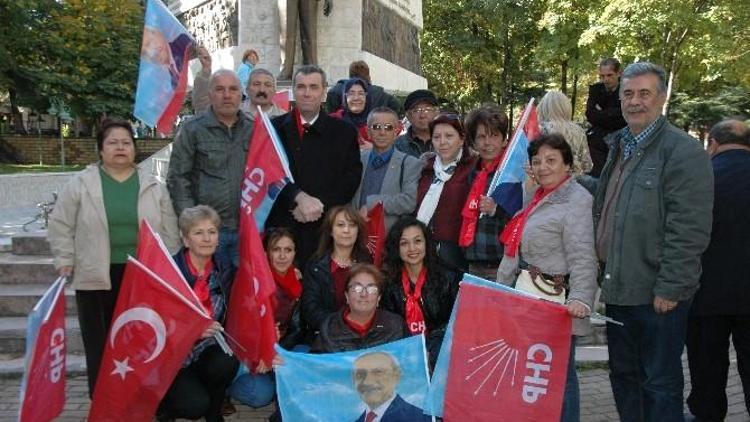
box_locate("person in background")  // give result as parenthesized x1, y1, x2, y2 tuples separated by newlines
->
(585, 57, 627, 177)
(159, 205, 240, 422)
(686, 119, 750, 421)
(381, 217, 460, 368)
(538, 90, 593, 176)
(192, 46, 212, 114)
(461, 105, 511, 280)
(496, 134, 598, 422)
(326, 60, 402, 115)
(236, 48, 259, 96)
(394, 90, 440, 158)
(351, 107, 422, 231)
(311, 263, 406, 353)
(241, 68, 286, 121)
(300, 206, 372, 334)
(330, 78, 372, 148)
(48, 118, 180, 397)
(414, 112, 477, 272)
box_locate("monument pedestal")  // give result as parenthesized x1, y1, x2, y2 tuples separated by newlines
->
(170, 0, 426, 94)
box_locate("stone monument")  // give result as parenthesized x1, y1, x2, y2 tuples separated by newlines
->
(167, 0, 427, 94)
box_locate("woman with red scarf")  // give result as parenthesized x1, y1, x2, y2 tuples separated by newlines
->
(312, 264, 405, 352)
(460, 106, 511, 280)
(496, 133, 598, 422)
(381, 216, 461, 369)
(263, 228, 304, 349)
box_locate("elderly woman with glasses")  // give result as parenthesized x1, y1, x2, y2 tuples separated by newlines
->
(414, 112, 478, 272)
(330, 78, 372, 148)
(311, 263, 406, 353)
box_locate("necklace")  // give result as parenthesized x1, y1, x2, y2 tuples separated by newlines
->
(331, 256, 353, 268)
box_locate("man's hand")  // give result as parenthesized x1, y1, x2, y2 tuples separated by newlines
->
(653, 296, 678, 314)
(293, 191, 324, 223)
(201, 321, 223, 339)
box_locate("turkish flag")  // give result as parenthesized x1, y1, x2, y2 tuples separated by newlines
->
(88, 258, 213, 421)
(524, 105, 541, 142)
(366, 202, 386, 267)
(18, 277, 67, 422)
(272, 89, 291, 111)
(224, 213, 277, 372)
(444, 283, 572, 421)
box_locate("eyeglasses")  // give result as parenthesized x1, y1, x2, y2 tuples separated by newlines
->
(349, 284, 379, 295)
(368, 123, 396, 131)
(410, 107, 437, 115)
(436, 112, 461, 122)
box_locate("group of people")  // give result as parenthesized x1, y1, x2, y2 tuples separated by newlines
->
(45, 51, 749, 422)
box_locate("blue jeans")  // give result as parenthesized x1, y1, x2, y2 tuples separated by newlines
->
(228, 364, 275, 408)
(561, 337, 579, 422)
(606, 302, 690, 422)
(216, 228, 239, 270)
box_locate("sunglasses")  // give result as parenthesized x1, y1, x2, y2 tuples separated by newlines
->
(368, 123, 396, 131)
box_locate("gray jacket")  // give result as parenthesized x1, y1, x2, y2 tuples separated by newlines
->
(351, 149, 421, 230)
(166, 108, 253, 230)
(593, 117, 714, 305)
(497, 179, 598, 336)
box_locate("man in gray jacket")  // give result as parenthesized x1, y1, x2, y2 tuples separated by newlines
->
(593, 62, 713, 421)
(167, 69, 253, 267)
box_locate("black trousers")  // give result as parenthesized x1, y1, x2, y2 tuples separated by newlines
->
(75, 263, 125, 398)
(159, 345, 239, 422)
(686, 314, 750, 421)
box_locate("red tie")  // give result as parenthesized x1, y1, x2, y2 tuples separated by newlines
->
(365, 411, 377, 422)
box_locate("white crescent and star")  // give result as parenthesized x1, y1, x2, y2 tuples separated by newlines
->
(108, 306, 167, 380)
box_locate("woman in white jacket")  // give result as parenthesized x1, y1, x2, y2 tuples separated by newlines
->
(47, 118, 179, 397)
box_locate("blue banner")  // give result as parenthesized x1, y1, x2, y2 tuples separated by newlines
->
(276, 336, 434, 421)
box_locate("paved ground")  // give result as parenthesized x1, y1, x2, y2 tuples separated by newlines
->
(1, 349, 747, 421)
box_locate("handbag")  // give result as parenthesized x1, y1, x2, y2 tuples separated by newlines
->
(514, 267, 567, 304)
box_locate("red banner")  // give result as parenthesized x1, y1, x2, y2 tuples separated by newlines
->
(18, 277, 67, 422)
(224, 214, 277, 372)
(444, 283, 571, 421)
(366, 202, 386, 267)
(88, 259, 212, 421)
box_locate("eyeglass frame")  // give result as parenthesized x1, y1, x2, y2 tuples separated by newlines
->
(348, 284, 380, 295)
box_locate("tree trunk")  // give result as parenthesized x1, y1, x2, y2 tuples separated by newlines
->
(8, 88, 27, 134)
(571, 72, 579, 119)
(560, 59, 568, 95)
(663, 60, 676, 116)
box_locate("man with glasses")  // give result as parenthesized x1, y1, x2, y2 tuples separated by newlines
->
(353, 107, 422, 230)
(395, 90, 439, 158)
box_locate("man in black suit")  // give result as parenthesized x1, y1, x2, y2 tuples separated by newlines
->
(686, 119, 750, 421)
(585, 57, 627, 176)
(268, 64, 362, 267)
(352, 352, 430, 422)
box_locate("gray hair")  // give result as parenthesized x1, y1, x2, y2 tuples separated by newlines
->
(709, 119, 750, 146)
(208, 69, 240, 90)
(293, 65, 328, 88)
(621, 62, 668, 93)
(367, 106, 399, 125)
(249, 67, 275, 84)
(178, 205, 221, 237)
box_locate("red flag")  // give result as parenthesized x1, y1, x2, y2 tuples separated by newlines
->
(241, 110, 293, 231)
(366, 202, 386, 267)
(444, 283, 572, 421)
(88, 258, 213, 421)
(272, 89, 291, 111)
(224, 213, 277, 372)
(18, 277, 67, 422)
(524, 105, 541, 141)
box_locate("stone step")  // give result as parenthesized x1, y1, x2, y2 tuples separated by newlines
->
(0, 252, 57, 284)
(0, 353, 86, 376)
(0, 317, 83, 355)
(0, 237, 11, 253)
(0, 284, 77, 317)
(11, 231, 51, 256)
(577, 320, 607, 346)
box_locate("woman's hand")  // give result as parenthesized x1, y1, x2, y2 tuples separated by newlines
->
(272, 354, 285, 367)
(59, 266, 74, 277)
(567, 301, 591, 319)
(478, 196, 497, 216)
(200, 321, 223, 339)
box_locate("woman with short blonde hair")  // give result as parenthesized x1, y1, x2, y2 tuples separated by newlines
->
(537, 91, 593, 176)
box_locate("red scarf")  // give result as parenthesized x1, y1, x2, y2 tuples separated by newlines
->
(499, 176, 570, 257)
(272, 267, 302, 300)
(401, 267, 428, 335)
(185, 251, 214, 318)
(343, 308, 375, 338)
(459, 155, 503, 247)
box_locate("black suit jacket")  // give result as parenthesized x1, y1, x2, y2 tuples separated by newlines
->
(355, 394, 431, 422)
(267, 110, 362, 267)
(585, 82, 627, 176)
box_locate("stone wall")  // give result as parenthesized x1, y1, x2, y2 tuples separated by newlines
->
(362, 0, 421, 75)
(3, 136, 172, 165)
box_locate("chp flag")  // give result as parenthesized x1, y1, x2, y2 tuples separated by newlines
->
(427, 274, 572, 421)
(366, 202, 386, 267)
(18, 276, 67, 422)
(88, 257, 213, 421)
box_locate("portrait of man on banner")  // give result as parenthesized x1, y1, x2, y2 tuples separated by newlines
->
(275, 336, 433, 421)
